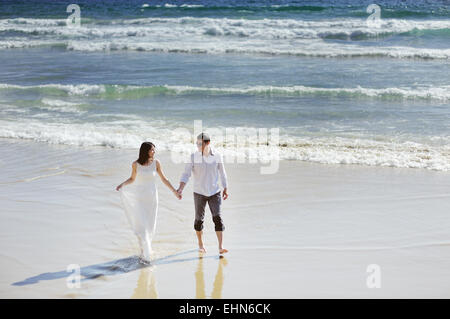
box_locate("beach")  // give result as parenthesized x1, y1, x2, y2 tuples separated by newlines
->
(1, 0, 450, 298)
(1, 137, 450, 298)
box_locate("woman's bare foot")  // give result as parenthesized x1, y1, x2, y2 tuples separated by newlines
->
(139, 256, 151, 265)
(198, 247, 206, 253)
(219, 248, 228, 254)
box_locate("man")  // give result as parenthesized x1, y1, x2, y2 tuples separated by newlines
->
(177, 133, 229, 254)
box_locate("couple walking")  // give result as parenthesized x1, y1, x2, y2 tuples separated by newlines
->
(116, 133, 229, 264)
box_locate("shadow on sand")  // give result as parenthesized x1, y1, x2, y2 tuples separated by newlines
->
(12, 249, 222, 286)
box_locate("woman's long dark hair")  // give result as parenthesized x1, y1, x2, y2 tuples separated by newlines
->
(137, 142, 155, 165)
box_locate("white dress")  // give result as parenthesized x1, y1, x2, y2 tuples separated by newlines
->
(120, 160, 158, 262)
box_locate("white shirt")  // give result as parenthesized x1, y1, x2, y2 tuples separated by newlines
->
(180, 148, 228, 197)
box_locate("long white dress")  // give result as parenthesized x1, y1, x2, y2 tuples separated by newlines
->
(119, 160, 158, 262)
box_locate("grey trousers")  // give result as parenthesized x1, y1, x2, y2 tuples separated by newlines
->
(193, 192, 224, 231)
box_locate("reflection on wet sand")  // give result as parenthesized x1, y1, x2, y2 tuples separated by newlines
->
(212, 257, 227, 299)
(12, 249, 226, 299)
(195, 255, 227, 299)
(12, 249, 200, 287)
(132, 266, 158, 299)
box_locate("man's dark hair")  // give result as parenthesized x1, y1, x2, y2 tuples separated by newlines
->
(197, 132, 210, 142)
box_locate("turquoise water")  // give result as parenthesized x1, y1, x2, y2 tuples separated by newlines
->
(0, 0, 449, 170)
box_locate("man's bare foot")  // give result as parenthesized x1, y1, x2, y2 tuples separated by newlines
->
(198, 247, 206, 253)
(219, 248, 228, 254)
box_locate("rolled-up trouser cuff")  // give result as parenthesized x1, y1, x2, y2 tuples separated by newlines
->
(212, 215, 225, 231)
(194, 219, 204, 231)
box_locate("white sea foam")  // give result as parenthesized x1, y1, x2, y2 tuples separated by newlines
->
(1, 83, 449, 101)
(166, 84, 450, 101)
(274, 136, 450, 171)
(0, 17, 67, 26)
(0, 119, 163, 149)
(179, 4, 204, 8)
(39, 98, 87, 113)
(1, 119, 449, 171)
(1, 17, 449, 59)
(152, 3, 204, 8)
(1, 17, 448, 39)
(0, 38, 439, 60)
(0, 83, 106, 95)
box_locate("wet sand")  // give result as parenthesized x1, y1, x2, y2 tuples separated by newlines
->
(1, 138, 450, 298)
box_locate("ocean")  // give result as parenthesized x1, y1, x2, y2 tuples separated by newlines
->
(1, 0, 449, 170)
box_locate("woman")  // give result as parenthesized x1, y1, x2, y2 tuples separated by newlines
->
(116, 142, 180, 264)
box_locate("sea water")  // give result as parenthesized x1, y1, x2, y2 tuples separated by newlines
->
(0, 0, 449, 170)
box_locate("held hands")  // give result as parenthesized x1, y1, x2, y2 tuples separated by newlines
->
(173, 188, 182, 200)
(176, 185, 184, 200)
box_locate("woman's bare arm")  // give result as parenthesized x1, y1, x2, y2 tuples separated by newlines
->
(156, 160, 181, 199)
(116, 162, 137, 191)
